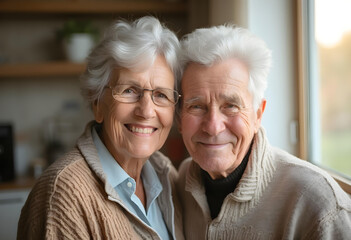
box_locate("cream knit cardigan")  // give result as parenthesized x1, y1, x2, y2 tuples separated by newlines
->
(18, 122, 184, 240)
(177, 127, 351, 240)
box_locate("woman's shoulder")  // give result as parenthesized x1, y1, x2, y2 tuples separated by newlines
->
(178, 157, 193, 177)
(149, 151, 176, 171)
(28, 148, 92, 202)
(42, 148, 86, 180)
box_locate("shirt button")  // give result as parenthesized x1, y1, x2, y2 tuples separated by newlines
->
(127, 182, 133, 188)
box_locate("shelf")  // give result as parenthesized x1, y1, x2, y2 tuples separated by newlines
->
(0, 177, 36, 191)
(0, 62, 86, 78)
(0, 0, 187, 14)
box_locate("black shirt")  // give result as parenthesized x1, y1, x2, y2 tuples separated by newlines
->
(201, 143, 252, 219)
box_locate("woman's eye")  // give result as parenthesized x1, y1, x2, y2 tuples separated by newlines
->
(122, 87, 137, 94)
(154, 92, 168, 99)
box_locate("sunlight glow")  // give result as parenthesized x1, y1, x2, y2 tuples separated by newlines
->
(315, 0, 351, 48)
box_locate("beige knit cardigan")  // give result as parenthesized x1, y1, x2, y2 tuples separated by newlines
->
(17, 122, 184, 240)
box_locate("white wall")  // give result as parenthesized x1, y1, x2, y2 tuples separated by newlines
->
(247, 0, 298, 155)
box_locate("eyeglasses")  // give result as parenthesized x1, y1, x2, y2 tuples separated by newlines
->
(105, 84, 181, 107)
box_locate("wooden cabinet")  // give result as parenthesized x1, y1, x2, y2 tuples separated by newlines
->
(0, 61, 86, 78)
(0, 0, 187, 14)
(0, 0, 188, 78)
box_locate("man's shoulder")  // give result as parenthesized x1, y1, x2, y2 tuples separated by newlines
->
(272, 146, 329, 180)
(271, 147, 351, 210)
(176, 157, 194, 192)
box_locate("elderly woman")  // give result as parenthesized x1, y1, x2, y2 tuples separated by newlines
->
(18, 16, 183, 239)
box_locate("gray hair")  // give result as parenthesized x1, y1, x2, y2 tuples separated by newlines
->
(81, 16, 181, 104)
(180, 25, 272, 110)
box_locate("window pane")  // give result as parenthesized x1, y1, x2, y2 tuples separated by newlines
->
(312, 0, 351, 177)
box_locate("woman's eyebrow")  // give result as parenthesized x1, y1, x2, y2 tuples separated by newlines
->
(115, 78, 140, 85)
(116, 78, 171, 89)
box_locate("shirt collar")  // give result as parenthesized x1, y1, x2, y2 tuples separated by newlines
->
(92, 126, 129, 188)
(92, 126, 162, 198)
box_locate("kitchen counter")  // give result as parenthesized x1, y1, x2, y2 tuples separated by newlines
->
(0, 177, 36, 191)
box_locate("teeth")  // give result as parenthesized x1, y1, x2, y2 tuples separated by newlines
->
(130, 126, 154, 134)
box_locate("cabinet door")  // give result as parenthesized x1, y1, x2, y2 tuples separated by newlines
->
(0, 189, 30, 240)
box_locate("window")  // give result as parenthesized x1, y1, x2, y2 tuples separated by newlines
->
(298, 0, 351, 183)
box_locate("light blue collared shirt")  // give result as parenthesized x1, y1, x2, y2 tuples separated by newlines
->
(92, 127, 171, 240)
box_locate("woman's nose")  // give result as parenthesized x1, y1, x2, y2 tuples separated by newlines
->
(134, 91, 156, 119)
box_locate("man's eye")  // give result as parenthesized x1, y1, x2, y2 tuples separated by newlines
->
(188, 104, 203, 109)
(186, 104, 207, 114)
(226, 103, 238, 109)
(223, 103, 240, 114)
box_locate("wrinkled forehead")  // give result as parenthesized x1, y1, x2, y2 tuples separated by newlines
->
(109, 57, 175, 89)
(182, 61, 249, 91)
(181, 60, 253, 109)
(182, 59, 249, 86)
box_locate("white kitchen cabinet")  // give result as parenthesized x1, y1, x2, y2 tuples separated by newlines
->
(0, 189, 30, 240)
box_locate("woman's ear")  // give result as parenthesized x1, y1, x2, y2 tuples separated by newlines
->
(92, 99, 103, 123)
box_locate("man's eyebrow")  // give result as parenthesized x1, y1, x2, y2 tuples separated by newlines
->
(184, 95, 244, 105)
(184, 96, 203, 104)
(220, 94, 244, 106)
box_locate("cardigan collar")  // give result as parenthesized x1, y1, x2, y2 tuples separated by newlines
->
(76, 121, 173, 200)
(185, 127, 276, 204)
(76, 121, 177, 238)
(76, 121, 118, 199)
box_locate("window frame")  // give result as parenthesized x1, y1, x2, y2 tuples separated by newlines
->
(296, 0, 351, 194)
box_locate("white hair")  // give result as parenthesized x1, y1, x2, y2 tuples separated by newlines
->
(180, 25, 272, 110)
(81, 16, 181, 104)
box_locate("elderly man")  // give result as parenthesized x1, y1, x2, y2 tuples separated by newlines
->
(177, 25, 351, 239)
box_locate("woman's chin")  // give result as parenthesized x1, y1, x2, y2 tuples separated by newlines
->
(128, 146, 158, 160)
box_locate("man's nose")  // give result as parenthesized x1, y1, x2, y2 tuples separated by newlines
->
(201, 107, 226, 136)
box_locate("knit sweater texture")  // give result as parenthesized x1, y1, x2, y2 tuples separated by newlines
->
(18, 121, 184, 240)
(177, 127, 351, 240)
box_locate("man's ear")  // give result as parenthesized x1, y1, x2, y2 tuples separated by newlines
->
(255, 99, 266, 132)
(92, 99, 103, 123)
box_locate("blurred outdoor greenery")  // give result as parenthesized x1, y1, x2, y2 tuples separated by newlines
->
(318, 32, 351, 178)
(321, 131, 351, 177)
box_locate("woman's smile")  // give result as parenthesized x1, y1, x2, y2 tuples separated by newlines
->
(125, 124, 157, 135)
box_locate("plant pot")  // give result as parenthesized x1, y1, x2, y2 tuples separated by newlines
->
(63, 33, 94, 63)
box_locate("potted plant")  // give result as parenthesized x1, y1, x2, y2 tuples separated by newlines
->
(57, 20, 98, 63)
